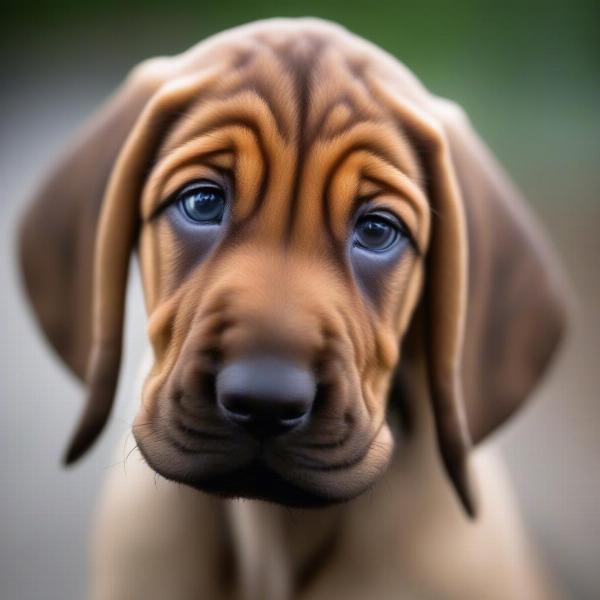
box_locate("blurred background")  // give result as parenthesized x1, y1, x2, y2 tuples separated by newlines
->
(1, 1, 598, 598)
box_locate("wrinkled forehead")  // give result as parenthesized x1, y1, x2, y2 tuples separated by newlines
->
(162, 32, 413, 142)
(144, 29, 425, 249)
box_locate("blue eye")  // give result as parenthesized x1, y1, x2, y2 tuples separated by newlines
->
(178, 182, 226, 224)
(353, 213, 403, 252)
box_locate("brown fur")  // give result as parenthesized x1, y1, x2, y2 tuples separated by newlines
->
(19, 18, 568, 598)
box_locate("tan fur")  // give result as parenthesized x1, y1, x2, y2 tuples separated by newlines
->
(19, 18, 568, 599)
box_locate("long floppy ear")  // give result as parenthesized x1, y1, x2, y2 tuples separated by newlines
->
(431, 101, 569, 516)
(18, 59, 170, 461)
(19, 59, 168, 379)
(19, 58, 218, 463)
(394, 98, 477, 516)
(381, 87, 568, 517)
(432, 99, 568, 448)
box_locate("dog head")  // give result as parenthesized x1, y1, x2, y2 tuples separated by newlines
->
(19, 19, 567, 516)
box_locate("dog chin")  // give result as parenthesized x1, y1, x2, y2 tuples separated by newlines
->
(174, 462, 365, 508)
(136, 443, 387, 508)
(135, 420, 395, 508)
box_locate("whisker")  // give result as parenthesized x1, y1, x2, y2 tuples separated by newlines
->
(124, 443, 140, 470)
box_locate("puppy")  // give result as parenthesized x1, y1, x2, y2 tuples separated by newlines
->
(19, 18, 568, 600)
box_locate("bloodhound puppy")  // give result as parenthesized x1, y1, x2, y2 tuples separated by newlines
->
(19, 18, 568, 600)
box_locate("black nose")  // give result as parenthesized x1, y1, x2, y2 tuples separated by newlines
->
(216, 356, 315, 437)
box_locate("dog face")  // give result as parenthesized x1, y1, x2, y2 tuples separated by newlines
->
(19, 19, 567, 515)
(134, 44, 429, 505)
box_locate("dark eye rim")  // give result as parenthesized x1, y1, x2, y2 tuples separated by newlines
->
(352, 210, 411, 253)
(176, 180, 226, 225)
(147, 178, 229, 222)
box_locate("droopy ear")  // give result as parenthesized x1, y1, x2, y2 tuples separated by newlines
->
(19, 59, 168, 380)
(432, 99, 568, 448)
(19, 58, 218, 463)
(384, 90, 568, 517)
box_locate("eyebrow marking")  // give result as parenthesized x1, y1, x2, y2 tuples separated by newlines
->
(148, 38, 424, 264)
(310, 96, 373, 143)
(159, 89, 283, 156)
(157, 90, 290, 225)
(145, 151, 235, 221)
(218, 82, 291, 141)
(321, 139, 414, 237)
(318, 145, 393, 268)
(196, 119, 272, 225)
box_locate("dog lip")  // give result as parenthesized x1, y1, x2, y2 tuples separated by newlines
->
(287, 451, 367, 473)
(171, 415, 230, 441)
(171, 460, 349, 508)
(298, 429, 352, 450)
(137, 425, 389, 507)
(164, 430, 228, 456)
(137, 432, 324, 506)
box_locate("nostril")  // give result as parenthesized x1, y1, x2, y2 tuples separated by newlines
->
(221, 393, 253, 419)
(216, 356, 316, 436)
(221, 395, 309, 421)
(280, 405, 308, 421)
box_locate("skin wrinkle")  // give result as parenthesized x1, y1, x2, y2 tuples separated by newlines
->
(160, 93, 286, 162)
(18, 22, 569, 562)
(225, 53, 298, 141)
(313, 130, 422, 254)
(280, 36, 325, 240)
(155, 104, 283, 226)
(143, 273, 209, 409)
(304, 45, 379, 143)
(153, 126, 267, 223)
(327, 152, 426, 249)
(130, 36, 430, 505)
(148, 48, 422, 253)
(27, 24, 433, 502)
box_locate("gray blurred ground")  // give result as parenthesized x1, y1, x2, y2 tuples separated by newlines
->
(1, 14, 599, 600)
